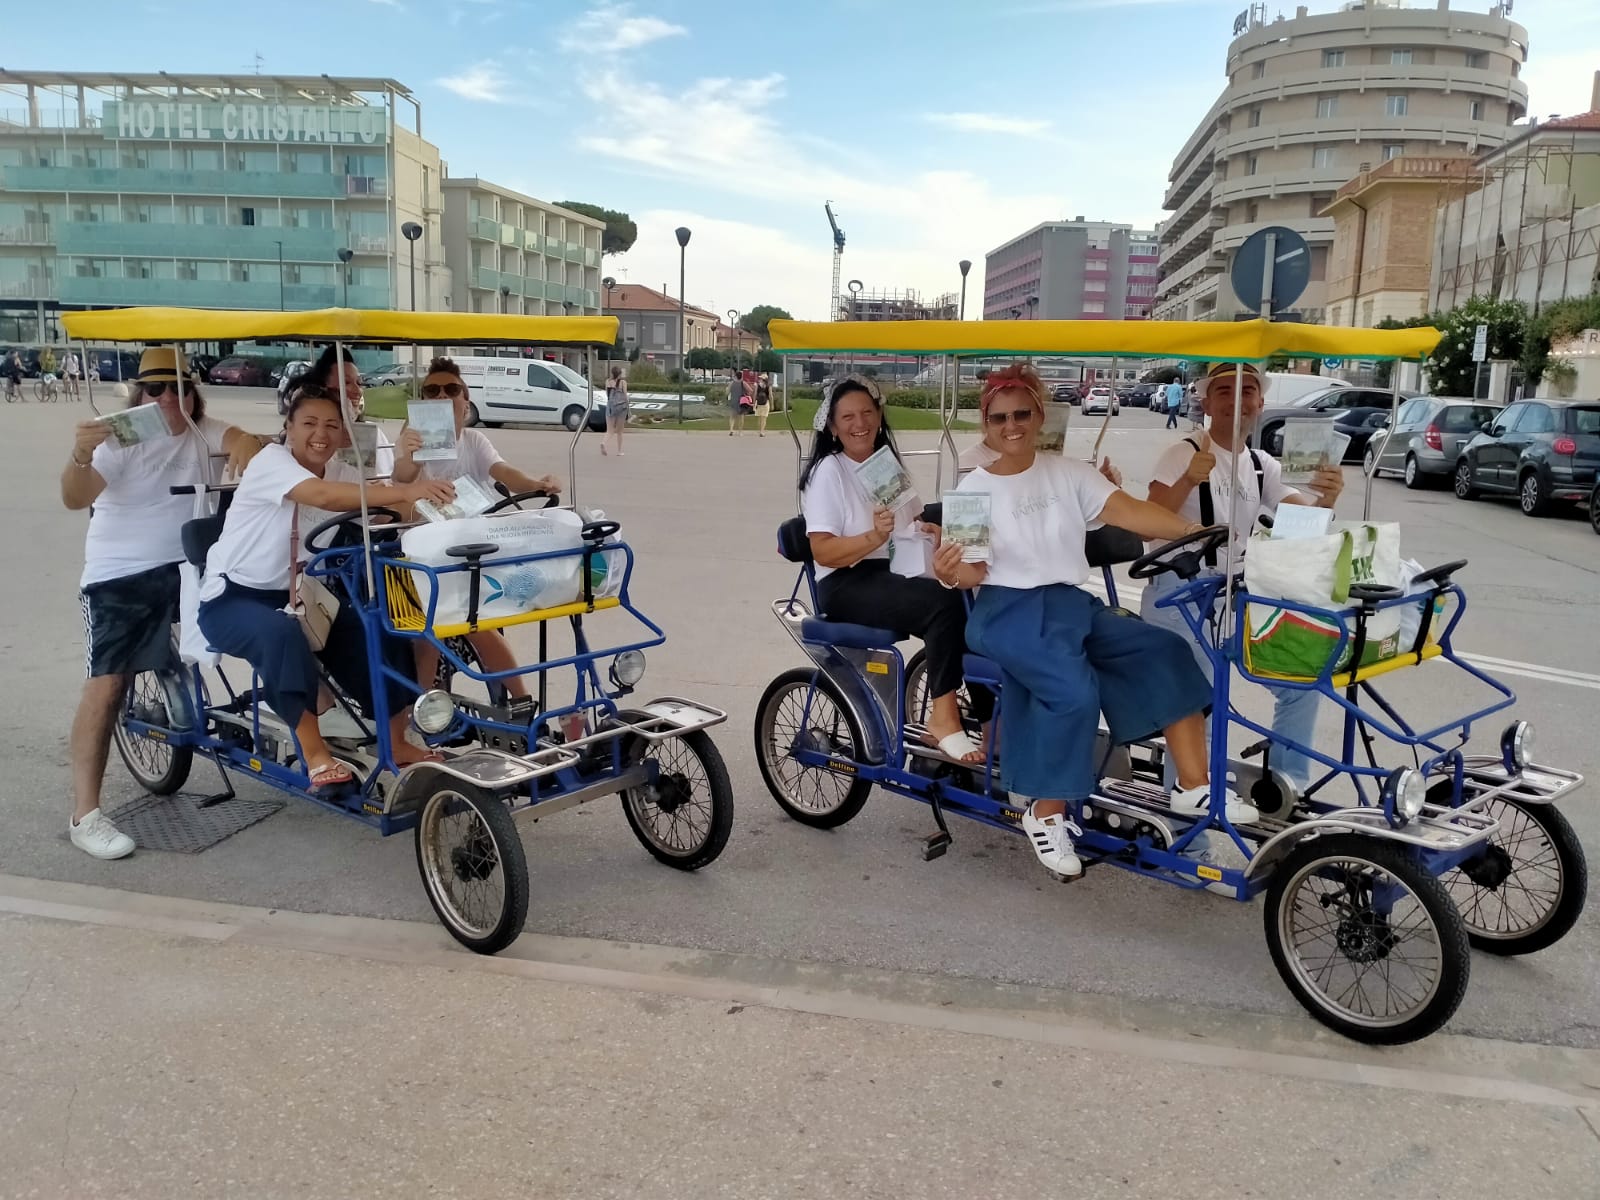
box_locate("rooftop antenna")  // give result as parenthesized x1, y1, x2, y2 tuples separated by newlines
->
(247, 52, 265, 75)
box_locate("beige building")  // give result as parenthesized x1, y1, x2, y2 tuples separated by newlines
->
(440, 178, 603, 317)
(1323, 154, 1476, 326)
(1155, 0, 1528, 324)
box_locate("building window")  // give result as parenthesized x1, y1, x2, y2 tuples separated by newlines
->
(1468, 99, 1484, 120)
(1317, 96, 1338, 119)
(1361, 299, 1376, 326)
(651, 320, 667, 346)
(1465, 50, 1488, 69)
(1084, 279, 1106, 293)
(1082, 300, 1106, 314)
(1313, 146, 1337, 169)
(1386, 94, 1408, 117)
(1249, 61, 1264, 80)
(1322, 49, 1345, 68)
(1246, 154, 1259, 176)
(1248, 106, 1262, 128)
(1381, 144, 1404, 161)
(1390, 48, 1413, 65)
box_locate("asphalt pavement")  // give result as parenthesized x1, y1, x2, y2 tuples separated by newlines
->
(2, 388, 1597, 1059)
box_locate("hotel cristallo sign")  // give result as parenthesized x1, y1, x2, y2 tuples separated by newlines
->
(104, 100, 387, 144)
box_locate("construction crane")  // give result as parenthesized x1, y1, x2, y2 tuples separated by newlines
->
(825, 202, 846, 320)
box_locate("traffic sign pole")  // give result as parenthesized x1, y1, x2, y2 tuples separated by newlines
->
(1260, 231, 1277, 321)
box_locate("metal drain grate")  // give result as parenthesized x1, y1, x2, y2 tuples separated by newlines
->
(104, 792, 286, 854)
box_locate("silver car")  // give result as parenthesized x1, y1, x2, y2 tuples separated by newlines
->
(1365, 396, 1503, 489)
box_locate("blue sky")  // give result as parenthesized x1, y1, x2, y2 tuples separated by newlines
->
(44, 0, 1600, 318)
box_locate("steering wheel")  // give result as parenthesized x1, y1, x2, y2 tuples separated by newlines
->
(304, 507, 403, 555)
(1410, 559, 1468, 588)
(1128, 525, 1230, 581)
(484, 490, 559, 515)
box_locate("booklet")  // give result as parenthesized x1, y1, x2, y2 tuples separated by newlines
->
(407, 399, 458, 463)
(854, 444, 915, 511)
(99, 402, 173, 447)
(1035, 405, 1068, 454)
(414, 474, 498, 524)
(942, 491, 992, 563)
(337, 421, 380, 472)
(1269, 502, 1333, 540)
(1278, 419, 1350, 484)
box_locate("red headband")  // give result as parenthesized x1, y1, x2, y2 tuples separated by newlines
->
(979, 375, 1045, 420)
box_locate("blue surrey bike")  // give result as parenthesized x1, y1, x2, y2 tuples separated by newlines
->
(72, 307, 734, 955)
(751, 317, 1586, 1044)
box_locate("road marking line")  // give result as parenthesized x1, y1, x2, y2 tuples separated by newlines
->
(1460, 653, 1600, 692)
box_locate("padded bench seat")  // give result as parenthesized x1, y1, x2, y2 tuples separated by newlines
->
(799, 617, 903, 650)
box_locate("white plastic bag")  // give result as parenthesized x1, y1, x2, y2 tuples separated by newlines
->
(401, 508, 584, 627)
(178, 562, 219, 668)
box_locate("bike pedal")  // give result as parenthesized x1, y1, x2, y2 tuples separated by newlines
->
(922, 832, 953, 861)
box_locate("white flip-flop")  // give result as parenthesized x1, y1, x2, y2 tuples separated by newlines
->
(936, 730, 982, 763)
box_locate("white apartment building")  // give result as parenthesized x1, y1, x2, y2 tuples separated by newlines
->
(441, 178, 603, 317)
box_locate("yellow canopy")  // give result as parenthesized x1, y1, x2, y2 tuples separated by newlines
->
(62, 307, 619, 347)
(767, 318, 1440, 361)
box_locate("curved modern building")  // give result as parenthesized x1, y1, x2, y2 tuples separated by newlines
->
(1154, 0, 1528, 323)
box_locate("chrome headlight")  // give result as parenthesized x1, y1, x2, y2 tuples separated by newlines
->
(610, 650, 646, 690)
(1383, 767, 1427, 825)
(1501, 721, 1534, 772)
(412, 689, 458, 735)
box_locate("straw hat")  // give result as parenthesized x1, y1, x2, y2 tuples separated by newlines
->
(1200, 361, 1269, 398)
(133, 347, 194, 383)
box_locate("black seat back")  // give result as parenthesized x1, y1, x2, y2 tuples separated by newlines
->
(1085, 525, 1145, 569)
(777, 515, 812, 564)
(181, 514, 226, 569)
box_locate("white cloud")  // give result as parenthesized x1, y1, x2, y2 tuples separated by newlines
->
(561, 3, 687, 53)
(437, 61, 514, 103)
(923, 111, 1053, 137)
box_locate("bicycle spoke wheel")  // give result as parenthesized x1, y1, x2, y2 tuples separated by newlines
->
(1443, 798, 1586, 955)
(414, 780, 528, 954)
(755, 668, 872, 828)
(621, 729, 733, 870)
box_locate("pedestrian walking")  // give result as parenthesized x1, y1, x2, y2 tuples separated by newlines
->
(64, 349, 82, 401)
(753, 371, 772, 436)
(602, 364, 628, 456)
(1163, 378, 1183, 429)
(727, 370, 748, 436)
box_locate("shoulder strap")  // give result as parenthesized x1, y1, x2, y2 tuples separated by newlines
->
(1182, 437, 1214, 527)
(289, 504, 303, 607)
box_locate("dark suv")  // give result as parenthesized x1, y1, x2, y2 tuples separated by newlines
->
(1255, 385, 1418, 456)
(1454, 399, 1600, 516)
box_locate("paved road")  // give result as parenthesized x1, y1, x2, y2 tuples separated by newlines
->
(2, 388, 1596, 1051)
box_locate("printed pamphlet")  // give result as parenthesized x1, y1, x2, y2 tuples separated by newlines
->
(99, 402, 173, 447)
(1278, 419, 1352, 484)
(337, 421, 380, 472)
(1269, 502, 1333, 540)
(407, 399, 458, 463)
(1035, 405, 1068, 454)
(854, 445, 915, 510)
(414, 474, 498, 524)
(942, 491, 992, 563)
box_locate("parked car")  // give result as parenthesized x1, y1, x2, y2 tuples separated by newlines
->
(1365, 397, 1503, 489)
(275, 360, 313, 414)
(1125, 384, 1157, 409)
(86, 348, 141, 383)
(1333, 410, 1391, 462)
(1081, 386, 1119, 416)
(1050, 383, 1079, 405)
(1590, 480, 1600, 536)
(449, 356, 606, 431)
(188, 353, 220, 383)
(1253, 385, 1419, 456)
(1453, 399, 1600, 516)
(362, 362, 415, 388)
(207, 356, 270, 386)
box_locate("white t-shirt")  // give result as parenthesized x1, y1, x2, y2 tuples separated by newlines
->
(800, 452, 920, 581)
(1145, 437, 1299, 556)
(414, 426, 505, 484)
(81, 415, 231, 587)
(297, 425, 397, 554)
(202, 443, 315, 593)
(958, 455, 1117, 590)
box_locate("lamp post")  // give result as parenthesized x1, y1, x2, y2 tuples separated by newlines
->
(1010, 306, 1022, 320)
(674, 226, 691, 423)
(499, 284, 510, 314)
(602, 275, 616, 310)
(337, 247, 353, 308)
(401, 221, 423, 311)
(726, 308, 740, 372)
(1027, 294, 1038, 320)
(274, 240, 284, 310)
(958, 259, 971, 320)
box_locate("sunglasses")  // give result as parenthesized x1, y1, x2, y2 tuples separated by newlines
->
(421, 382, 464, 398)
(985, 408, 1036, 426)
(141, 381, 182, 398)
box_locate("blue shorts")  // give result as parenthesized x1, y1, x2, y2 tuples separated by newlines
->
(968, 583, 1212, 801)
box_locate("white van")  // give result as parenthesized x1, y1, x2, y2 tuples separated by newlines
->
(450, 356, 604, 431)
(1263, 371, 1348, 404)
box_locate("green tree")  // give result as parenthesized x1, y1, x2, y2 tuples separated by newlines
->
(555, 201, 638, 256)
(1520, 291, 1600, 387)
(1420, 296, 1526, 396)
(737, 305, 794, 345)
(685, 346, 725, 377)
(756, 349, 782, 374)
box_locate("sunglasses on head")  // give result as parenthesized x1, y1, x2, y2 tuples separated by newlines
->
(985, 407, 1036, 426)
(422, 381, 464, 398)
(141, 381, 181, 398)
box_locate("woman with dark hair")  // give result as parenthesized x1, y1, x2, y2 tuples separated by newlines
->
(800, 376, 981, 763)
(60, 348, 268, 858)
(297, 343, 393, 477)
(198, 388, 455, 791)
(602, 364, 629, 457)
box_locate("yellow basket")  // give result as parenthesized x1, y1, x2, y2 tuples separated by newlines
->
(382, 560, 620, 638)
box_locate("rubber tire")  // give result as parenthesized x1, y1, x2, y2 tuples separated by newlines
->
(562, 405, 586, 432)
(754, 668, 872, 829)
(113, 668, 195, 796)
(1263, 833, 1470, 1045)
(1453, 460, 1479, 500)
(1590, 484, 1600, 536)
(620, 728, 734, 870)
(1364, 446, 1381, 479)
(1518, 469, 1552, 517)
(465, 401, 481, 428)
(904, 648, 977, 728)
(1452, 800, 1587, 956)
(414, 779, 529, 955)
(1403, 454, 1426, 490)
(1262, 423, 1284, 456)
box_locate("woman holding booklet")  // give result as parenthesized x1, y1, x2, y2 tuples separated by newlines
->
(934, 364, 1254, 881)
(391, 357, 563, 701)
(1139, 362, 1343, 791)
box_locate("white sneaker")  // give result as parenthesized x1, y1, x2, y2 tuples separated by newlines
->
(1021, 802, 1084, 879)
(1169, 782, 1259, 825)
(69, 808, 135, 860)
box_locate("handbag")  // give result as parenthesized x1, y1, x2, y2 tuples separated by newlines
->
(289, 506, 340, 652)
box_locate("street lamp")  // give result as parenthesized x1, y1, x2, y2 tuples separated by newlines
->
(1026, 294, 1038, 320)
(602, 275, 616, 310)
(499, 284, 510, 314)
(401, 221, 423, 311)
(1010, 306, 1022, 320)
(958, 259, 971, 321)
(337, 247, 353, 308)
(674, 226, 691, 423)
(726, 308, 740, 371)
(274, 240, 284, 310)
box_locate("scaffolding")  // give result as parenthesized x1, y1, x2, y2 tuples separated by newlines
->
(842, 287, 958, 322)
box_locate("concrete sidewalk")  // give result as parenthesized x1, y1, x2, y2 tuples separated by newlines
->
(2, 879, 1596, 1199)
